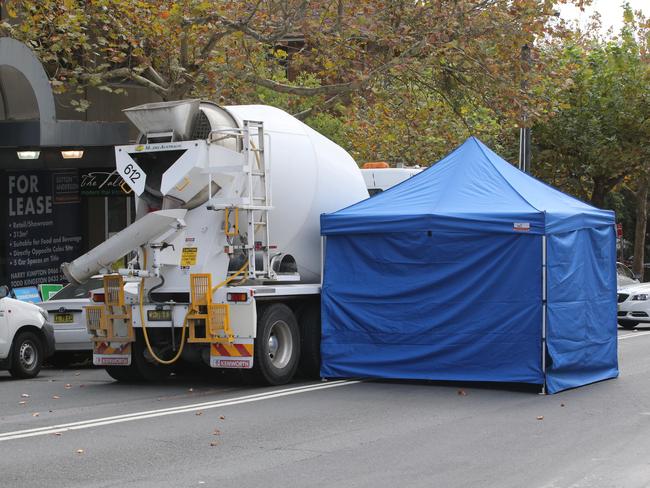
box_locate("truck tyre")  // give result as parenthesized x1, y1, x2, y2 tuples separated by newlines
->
(105, 336, 171, 383)
(9, 331, 44, 379)
(105, 364, 143, 382)
(298, 304, 321, 379)
(249, 304, 300, 385)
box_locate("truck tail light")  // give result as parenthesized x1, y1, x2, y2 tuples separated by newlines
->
(92, 293, 105, 303)
(227, 292, 248, 302)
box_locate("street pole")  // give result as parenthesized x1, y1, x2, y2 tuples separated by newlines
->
(519, 126, 531, 173)
(518, 44, 532, 173)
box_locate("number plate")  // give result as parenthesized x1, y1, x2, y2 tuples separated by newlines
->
(54, 313, 74, 324)
(147, 309, 172, 322)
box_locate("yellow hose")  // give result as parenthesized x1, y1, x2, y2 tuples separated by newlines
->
(138, 247, 250, 366)
(139, 248, 189, 365)
(211, 259, 250, 293)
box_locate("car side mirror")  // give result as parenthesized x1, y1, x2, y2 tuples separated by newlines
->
(0, 285, 9, 299)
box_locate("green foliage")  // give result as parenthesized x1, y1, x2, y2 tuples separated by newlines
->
(533, 8, 650, 207)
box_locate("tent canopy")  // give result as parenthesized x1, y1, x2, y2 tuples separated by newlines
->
(320, 137, 618, 394)
(321, 137, 614, 236)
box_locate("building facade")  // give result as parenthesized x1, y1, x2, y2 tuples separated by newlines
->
(0, 37, 158, 289)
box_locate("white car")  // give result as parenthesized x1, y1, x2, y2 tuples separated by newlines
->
(618, 282, 650, 330)
(40, 278, 139, 366)
(0, 285, 55, 378)
(38, 278, 104, 366)
(617, 262, 640, 288)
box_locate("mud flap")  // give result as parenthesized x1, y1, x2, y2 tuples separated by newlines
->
(210, 341, 253, 369)
(93, 341, 132, 366)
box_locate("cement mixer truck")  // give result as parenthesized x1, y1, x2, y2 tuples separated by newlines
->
(62, 100, 368, 385)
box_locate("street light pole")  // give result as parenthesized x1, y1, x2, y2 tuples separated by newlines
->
(519, 44, 532, 173)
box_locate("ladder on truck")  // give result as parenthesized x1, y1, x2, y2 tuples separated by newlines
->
(207, 121, 274, 281)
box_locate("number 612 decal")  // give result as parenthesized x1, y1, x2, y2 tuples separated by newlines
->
(123, 163, 142, 183)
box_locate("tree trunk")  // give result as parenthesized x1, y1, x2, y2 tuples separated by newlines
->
(633, 176, 649, 279)
(590, 178, 608, 208)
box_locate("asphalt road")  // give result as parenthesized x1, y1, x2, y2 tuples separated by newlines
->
(1, 328, 650, 488)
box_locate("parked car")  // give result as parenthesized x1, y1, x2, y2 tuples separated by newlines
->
(0, 285, 55, 378)
(38, 277, 104, 366)
(617, 262, 640, 288)
(618, 281, 650, 329)
(40, 277, 137, 366)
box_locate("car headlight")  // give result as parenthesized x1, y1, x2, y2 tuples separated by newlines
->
(631, 294, 650, 301)
(38, 307, 49, 321)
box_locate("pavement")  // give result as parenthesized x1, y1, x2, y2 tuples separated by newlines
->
(1, 328, 650, 488)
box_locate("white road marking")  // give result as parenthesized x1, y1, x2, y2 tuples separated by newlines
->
(618, 331, 650, 340)
(0, 380, 360, 442)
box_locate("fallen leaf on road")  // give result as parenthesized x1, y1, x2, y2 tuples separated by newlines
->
(537, 416, 544, 420)
(219, 415, 225, 420)
(19, 401, 26, 406)
(212, 429, 221, 436)
(209, 442, 218, 447)
(52, 395, 60, 400)
(64, 384, 72, 389)
(21, 394, 29, 398)
(195, 411, 203, 416)
(32, 413, 40, 417)
(560, 403, 565, 407)
(76, 449, 84, 454)
(457, 389, 467, 396)
(53, 432, 62, 436)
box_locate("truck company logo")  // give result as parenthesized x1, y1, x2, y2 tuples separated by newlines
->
(215, 359, 251, 368)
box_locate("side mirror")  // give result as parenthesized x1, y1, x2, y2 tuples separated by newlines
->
(0, 285, 9, 299)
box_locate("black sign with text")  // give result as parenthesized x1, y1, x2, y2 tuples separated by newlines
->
(5, 170, 83, 287)
(80, 168, 130, 197)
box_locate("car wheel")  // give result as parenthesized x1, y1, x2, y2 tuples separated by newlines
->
(619, 321, 639, 330)
(9, 331, 44, 379)
(248, 304, 300, 385)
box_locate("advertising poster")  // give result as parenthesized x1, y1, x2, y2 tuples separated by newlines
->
(5, 170, 83, 288)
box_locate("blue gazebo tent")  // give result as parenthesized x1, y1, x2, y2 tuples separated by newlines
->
(320, 137, 618, 394)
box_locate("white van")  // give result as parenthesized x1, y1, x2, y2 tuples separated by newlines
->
(0, 285, 55, 378)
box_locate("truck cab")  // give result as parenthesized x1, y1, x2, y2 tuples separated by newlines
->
(360, 162, 423, 196)
(0, 285, 55, 378)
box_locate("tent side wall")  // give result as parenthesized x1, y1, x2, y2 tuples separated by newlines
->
(321, 230, 544, 384)
(545, 225, 619, 394)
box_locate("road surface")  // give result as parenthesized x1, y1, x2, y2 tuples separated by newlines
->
(1, 328, 649, 488)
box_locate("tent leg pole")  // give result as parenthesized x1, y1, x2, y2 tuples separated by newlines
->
(541, 235, 548, 395)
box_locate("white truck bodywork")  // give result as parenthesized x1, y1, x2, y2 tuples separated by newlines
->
(63, 100, 368, 384)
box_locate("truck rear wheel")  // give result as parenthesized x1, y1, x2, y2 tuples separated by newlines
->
(105, 335, 171, 383)
(249, 304, 300, 385)
(9, 331, 44, 379)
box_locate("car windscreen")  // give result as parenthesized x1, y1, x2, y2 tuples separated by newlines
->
(617, 263, 635, 279)
(49, 278, 104, 300)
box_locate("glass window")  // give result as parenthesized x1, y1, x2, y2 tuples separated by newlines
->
(49, 278, 104, 300)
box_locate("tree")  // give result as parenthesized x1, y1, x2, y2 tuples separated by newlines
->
(1, 0, 579, 125)
(533, 8, 650, 208)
